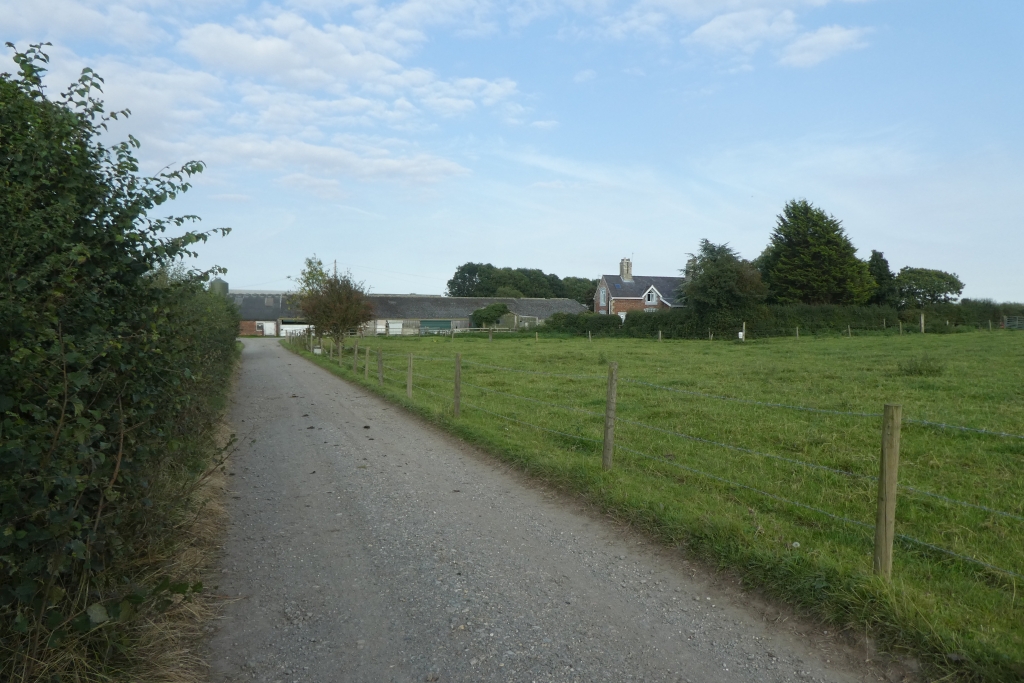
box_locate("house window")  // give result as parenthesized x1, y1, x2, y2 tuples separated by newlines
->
(645, 290, 656, 304)
(599, 288, 607, 305)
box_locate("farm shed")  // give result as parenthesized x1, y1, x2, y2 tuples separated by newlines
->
(363, 294, 587, 335)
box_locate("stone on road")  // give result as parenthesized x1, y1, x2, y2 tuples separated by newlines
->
(206, 339, 874, 683)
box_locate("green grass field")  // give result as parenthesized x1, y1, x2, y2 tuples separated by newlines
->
(285, 331, 1024, 681)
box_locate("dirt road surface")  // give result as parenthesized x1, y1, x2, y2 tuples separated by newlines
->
(206, 339, 884, 683)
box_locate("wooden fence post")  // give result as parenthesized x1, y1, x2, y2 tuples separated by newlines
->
(602, 362, 618, 471)
(353, 340, 359, 372)
(454, 353, 461, 418)
(874, 404, 902, 580)
(742, 321, 747, 342)
(364, 348, 369, 379)
(588, 330, 592, 342)
(848, 324, 852, 337)
(920, 313, 925, 334)
(535, 332, 538, 341)
(489, 329, 493, 342)
(407, 353, 413, 398)
(796, 326, 799, 339)
(899, 321, 903, 335)
(658, 330, 662, 342)
(989, 320, 992, 331)
(377, 348, 383, 385)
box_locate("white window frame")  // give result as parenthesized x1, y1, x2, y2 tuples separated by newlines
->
(645, 288, 657, 304)
(599, 287, 607, 306)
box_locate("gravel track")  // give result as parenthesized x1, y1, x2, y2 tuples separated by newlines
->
(206, 339, 887, 683)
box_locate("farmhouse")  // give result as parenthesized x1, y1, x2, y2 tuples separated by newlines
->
(594, 259, 684, 319)
(213, 279, 586, 336)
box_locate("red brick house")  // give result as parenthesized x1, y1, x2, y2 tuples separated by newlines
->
(594, 259, 685, 319)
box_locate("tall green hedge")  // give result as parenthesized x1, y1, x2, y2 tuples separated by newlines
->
(544, 299, 1024, 339)
(1, 46, 237, 679)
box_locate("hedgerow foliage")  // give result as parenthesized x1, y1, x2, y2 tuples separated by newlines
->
(544, 299, 1024, 339)
(1, 45, 238, 679)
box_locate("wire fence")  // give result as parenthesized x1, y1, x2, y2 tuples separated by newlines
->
(293, 336, 1024, 584)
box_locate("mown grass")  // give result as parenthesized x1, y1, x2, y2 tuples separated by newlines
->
(285, 331, 1024, 681)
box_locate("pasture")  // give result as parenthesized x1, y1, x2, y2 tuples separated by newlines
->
(288, 330, 1024, 680)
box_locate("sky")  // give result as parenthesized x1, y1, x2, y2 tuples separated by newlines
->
(5, 0, 1023, 300)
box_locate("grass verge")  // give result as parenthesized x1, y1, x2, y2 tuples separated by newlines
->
(282, 332, 1024, 682)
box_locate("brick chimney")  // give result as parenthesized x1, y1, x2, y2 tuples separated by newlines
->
(619, 258, 633, 282)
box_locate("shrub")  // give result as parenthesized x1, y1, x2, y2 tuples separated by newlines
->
(1, 45, 237, 679)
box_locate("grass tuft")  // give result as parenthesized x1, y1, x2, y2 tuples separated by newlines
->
(897, 355, 945, 377)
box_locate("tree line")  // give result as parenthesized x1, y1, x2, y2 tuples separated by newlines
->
(682, 199, 966, 316)
(445, 263, 597, 307)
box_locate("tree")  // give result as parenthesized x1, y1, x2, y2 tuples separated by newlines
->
(758, 199, 876, 305)
(471, 303, 510, 328)
(445, 262, 597, 307)
(293, 258, 374, 349)
(866, 250, 898, 307)
(292, 255, 329, 345)
(562, 276, 598, 310)
(317, 271, 374, 350)
(895, 267, 964, 307)
(679, 239, 766, 315)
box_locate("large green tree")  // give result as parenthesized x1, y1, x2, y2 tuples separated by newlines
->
(758, 199, 876, 305)
(866, 250, 899, 307)
(895, 267, 964, 307)
(679, 239, 766, 314)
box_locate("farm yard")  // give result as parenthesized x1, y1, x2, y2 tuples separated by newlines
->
(287, 330, 1024, 681)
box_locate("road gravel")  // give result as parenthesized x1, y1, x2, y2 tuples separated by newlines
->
(206, 339, 890, 683)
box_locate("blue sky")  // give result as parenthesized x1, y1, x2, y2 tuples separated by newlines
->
(5, 1, 1023, 300)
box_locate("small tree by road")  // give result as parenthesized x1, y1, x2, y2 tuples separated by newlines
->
(293, 257, 373, 353)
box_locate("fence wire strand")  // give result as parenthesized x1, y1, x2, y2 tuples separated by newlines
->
(622, 378, 884, 419)
(449, 402, 1024, 579)
(391, 361, 1024, 524)
(299, 344, 1024, 583)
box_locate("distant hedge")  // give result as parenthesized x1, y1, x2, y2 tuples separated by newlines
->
(1, 46, 237, 679)
(543, 299, 1024, 339)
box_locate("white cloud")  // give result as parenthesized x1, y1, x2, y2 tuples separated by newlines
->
(279, 172, 345, 199)
(686, 9, 796, 53)
(531, 120, 559, 129)
(778, 25, 870, 67)
(200, 134, 469, 183)
(574, 68, 596, 82)
(0, 0, 167, 48)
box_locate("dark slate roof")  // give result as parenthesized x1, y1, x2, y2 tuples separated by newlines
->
(602, 275, 685, 307)
(228, 291, 586, 321)
(231, 292, 301, 321)
(367, 295, 587, 320)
